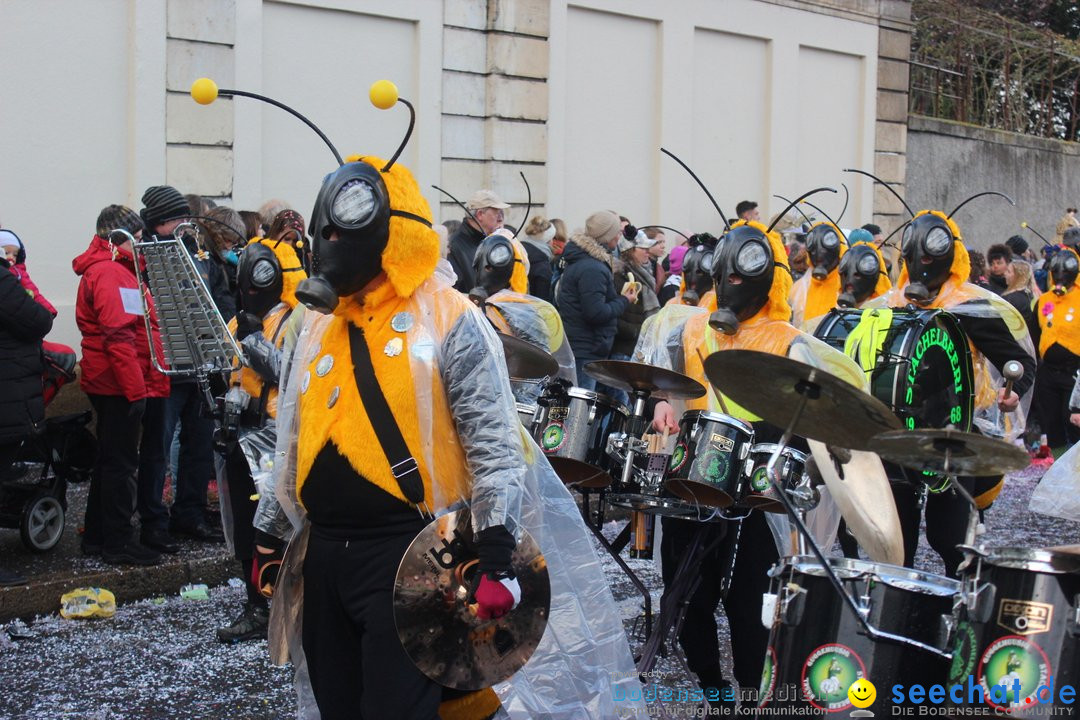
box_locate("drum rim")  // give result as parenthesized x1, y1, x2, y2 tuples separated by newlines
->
(559, 387, 629, 415)
(682, 409, 754, 436)
(749, 443, 807, 462)
(515, 402, 538, 413)
(982, 547, 1080, 574)
(783, 555, 961, 595)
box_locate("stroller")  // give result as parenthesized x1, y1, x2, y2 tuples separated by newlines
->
(0, 347, 95, 552)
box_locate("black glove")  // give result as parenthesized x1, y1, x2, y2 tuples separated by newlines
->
(467, 525, 520, 620)
(235, 311, 263, 341)
(252, 529, 286, 598)
(127, 398, 146, 420)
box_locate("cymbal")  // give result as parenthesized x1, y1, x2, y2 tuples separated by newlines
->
(869, 429, 1030, 477)
(497, 332, 559, 379)
(583, 359, 705, 400)
(702, 350, 902, 450)
(394, 509, 550, 691)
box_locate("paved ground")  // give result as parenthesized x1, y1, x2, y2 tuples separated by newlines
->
(0, 460, 1076, 718)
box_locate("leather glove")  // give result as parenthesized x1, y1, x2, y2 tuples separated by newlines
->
(468, 525, 521, 620)
(235, 311, 263, 341)
(252, 529, 286, 598)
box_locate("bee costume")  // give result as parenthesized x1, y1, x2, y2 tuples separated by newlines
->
(189, 79, 643, 719)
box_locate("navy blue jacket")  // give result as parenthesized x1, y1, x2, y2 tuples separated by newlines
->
(556, 238, 628, 361)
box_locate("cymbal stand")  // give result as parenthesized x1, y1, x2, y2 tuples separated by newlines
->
(762, 384, 951, 659)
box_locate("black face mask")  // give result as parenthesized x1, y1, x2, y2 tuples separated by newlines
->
(837, 245, 882, 308)
(901, 214, 955, 304)
(681, 244, 715, 306)
(708, 226, 774, 335)
(296, 161, 431, 314)
(1049, 251, 1079, 295)
(470, 234, 517, 301)
(237, 243, 284, 318)
(805, 224, 843, 280)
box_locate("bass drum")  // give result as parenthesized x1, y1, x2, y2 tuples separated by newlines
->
(814, 308, 974, 432)
(760, 557, 958, 712)
(947, 548, 1080, 714)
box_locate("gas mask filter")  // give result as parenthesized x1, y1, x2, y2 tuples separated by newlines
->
(708, 226, 774, 335)
(837, 245, 882, 308)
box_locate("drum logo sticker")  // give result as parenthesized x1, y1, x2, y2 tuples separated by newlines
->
(540, 423, 566, 452)
(997, 599, 1053, 635)
(800, 643, 865, 712)
(750, 467, 770, 493)
(693, 450, 728, 484)
(758, 646, 777, 707)
(669, 443, 689, 473)
(977, 635, 1051, 709)
(709, 433, 735, 453)
(948, 620, 978, 684)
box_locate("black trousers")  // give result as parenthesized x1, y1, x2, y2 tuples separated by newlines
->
(135, 397, 168, 532)
(302, 527, 441, 720)
(1035, 363, 1080, 451)
(162, 381, 214, 527)
(660, 511, 777, 691)
(223, 443, 263, 606)
(891, 477, 979, 579)
(84, 394, 143, 550)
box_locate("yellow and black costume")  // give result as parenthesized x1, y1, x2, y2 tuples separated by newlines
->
(255, 156, 643, 719)
(1034, 246, 1080, 453)
(788, 221, 847, 329)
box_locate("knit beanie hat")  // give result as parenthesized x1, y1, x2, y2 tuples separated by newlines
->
(96, 205, 145, 238)
(1005, 234, 1029, 256)
(140, 185, 190, 228)
(847, 228, 873, 245)
(667, 245, 689, 274)
(585, 210, 621, 246)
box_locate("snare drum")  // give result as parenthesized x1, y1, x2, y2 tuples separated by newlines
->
(761, 557, 959, 711)
(664, 410, 754, 508)
(534, 387, 628, 488)
(742, 444, 808, 513)
(947, 548, 1080, 713)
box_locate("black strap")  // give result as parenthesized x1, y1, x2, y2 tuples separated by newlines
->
(348, 324, 426, 505)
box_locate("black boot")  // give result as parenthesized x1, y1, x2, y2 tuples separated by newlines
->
(216, 602, 269, 643)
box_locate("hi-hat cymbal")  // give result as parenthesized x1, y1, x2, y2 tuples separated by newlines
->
(497, 332, 559, 379)
(394, 509, 550, 691)
(869, 429, 1030, 477)
(702, 350, 902, 450)
(583, 360, 705, 400)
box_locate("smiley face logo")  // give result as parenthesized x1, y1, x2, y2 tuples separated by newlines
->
(848, 678, 876, 709)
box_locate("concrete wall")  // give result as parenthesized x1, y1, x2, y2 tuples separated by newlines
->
(906, 115, 1080, 252)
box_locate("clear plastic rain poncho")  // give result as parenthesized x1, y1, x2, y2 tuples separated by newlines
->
(485, 289, 577, 384)
(865, 225, 1036, 442)
(255, 261, 644, 719)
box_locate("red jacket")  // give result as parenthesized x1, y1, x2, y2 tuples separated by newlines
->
(7, 262, 57, 316)
(73, 235, 169, 401)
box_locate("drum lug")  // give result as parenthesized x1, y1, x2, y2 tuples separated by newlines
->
(964, 579, 996, 623)
(1070, 594, 1080, 637)
(777, 582, 807, 626)
(939, 613, 956, 653)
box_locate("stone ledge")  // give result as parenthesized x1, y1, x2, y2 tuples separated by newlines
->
(167, 0, 235, 45)
(908, 114, 1080, 157)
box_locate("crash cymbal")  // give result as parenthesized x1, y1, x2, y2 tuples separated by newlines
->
(583, 359, 705, 400)
(869, 429, 1030, 477)
(394, 509, 550, 691)
(702, 350, 902, 450)
(497, 332, 559, 379)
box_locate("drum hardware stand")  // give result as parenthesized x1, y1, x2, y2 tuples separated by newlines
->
(762, 385, 953, 659)
(582, 517, 654, 641)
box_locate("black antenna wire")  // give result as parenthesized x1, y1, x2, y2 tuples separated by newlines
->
(843, 168, 915, 219)
(660, 147, 731, 231)
(801, 201, 847, 243)
(767, 188, 838, 234)
(381, 98, 416, 173)
(217, 88, 343, 166)
(772, 194, 815, 225)
(948, 191, 1015, 219)
(637, 225, 691, 241)
(515, 172, 532, 240)
(432, 185, 480, 227)
(1020, 223, 1052, 247)
(837, 183, 850, 225)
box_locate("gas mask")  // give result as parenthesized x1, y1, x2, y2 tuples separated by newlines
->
(470, 233, 517, 302)
(296, 160, 431, 313)
(1049, 250, 1079, 296)
(900, 214, 955, 304)
(805, 224, 843, 280)
(681, 244, 715, 306)
(837, 244, 882, 308)
(236, 243, 285, 318)
(708, 225, 774, 335)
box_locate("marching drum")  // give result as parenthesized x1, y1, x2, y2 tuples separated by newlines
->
(814, 308, 974, 431)
(760, 557, 959, 712)
(534, 387, 628, 488)
(742, 443, 808, 513)
(947, 548, 1080, 713)
(664, 410, 754, 509)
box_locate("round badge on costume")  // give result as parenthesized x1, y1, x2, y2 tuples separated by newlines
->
(391, 311, 414, 333)
(315, 354, 334, 377)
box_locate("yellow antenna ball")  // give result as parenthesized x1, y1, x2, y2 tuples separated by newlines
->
(191, 77, 219, 105)
(1021, 222, 1028, 228)
(370, 80, 399, 110)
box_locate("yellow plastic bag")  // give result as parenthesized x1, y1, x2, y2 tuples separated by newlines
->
(59, 587, 116, 619)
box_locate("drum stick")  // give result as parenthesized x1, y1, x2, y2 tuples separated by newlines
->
(696, 348, 731, 415)
(1002, 360, 1023, 400)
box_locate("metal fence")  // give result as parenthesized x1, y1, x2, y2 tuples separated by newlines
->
(910, 0, 1080, 141)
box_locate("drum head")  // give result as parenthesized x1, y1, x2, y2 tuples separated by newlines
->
(394, 510, 550, 691)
